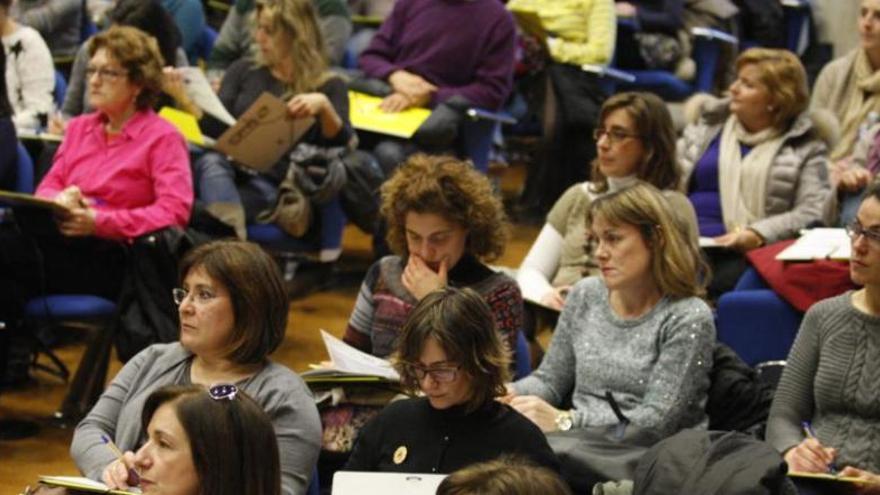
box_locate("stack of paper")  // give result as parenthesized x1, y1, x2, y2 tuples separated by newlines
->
(775, 229, 851, 261)
(302, 330, 400, 382)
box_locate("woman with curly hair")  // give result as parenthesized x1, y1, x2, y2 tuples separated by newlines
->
(343, 154, 523, 358)
(344, 288, 557, 473)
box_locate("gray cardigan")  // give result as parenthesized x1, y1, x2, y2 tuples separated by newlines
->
(70, 343, 322, 495)
(766, 292, 880, 473)
(512, 277, 715, 437)
(677, 95, 833, 244)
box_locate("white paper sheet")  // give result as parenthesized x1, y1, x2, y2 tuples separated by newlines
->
(179, 67, 236, 126)
(314, 329, 400, 381)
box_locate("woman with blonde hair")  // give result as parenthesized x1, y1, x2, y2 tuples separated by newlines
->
(343, 154, 523, 358)
(508, 182, 715, 439)
(193, 0, 353, 238)
(679, 47, 832, 296)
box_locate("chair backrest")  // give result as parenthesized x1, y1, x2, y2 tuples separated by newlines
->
(15, 141, 35, 194)
(194, 26, 219, 63)
(54, 71, 68, 108)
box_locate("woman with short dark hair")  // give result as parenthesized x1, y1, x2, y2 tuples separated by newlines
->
(344, 287, 558, 474)
(71, 240, 322, 495)
(135, 384, 282, 495)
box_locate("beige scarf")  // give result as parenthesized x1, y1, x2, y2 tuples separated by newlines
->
(718, 115, 785, 233)
(832, 49, 880, 160)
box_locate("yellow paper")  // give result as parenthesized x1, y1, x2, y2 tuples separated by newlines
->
(159, 106, 204, 146)
(348, 91, 431, 138)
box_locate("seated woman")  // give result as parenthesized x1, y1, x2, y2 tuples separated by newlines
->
(131, 383, 281, 495)
(1, 0, 54, 131)
(0, 25, 191, 327)
(344, 287, 558, 473)
(71, 240, 322, 495)
(508, 183, 715, 438)
(766, 182, 880, 494)
(506, 0, 615, 215)
(679, 47, 832, 297)
(193, 0, 353, 239)
(817, 0, 880, 226)
(343, 154, 522, 358)
(517, 91, 697, 311)
(58, 0, 191, 122)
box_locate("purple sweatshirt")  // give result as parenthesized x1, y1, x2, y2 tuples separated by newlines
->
(358, 0, 516, 110)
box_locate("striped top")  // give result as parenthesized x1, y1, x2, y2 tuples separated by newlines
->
(767, 292, 880, 473)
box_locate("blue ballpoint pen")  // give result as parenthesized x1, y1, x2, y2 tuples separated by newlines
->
(801, 421, 839, 474)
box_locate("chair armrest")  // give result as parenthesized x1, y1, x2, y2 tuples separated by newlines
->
(691, 27, 739, 45)
(465, 108, 517, 125)
(581, 64, 637, 83)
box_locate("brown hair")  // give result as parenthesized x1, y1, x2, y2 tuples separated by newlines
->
(436, 457, 572, 495)
(178, 240, 288, 365)
(735, 48, 809, 130)
(587, 182, 709, 299)
(381, 154, 509, 262)
(141, 385, 281, 495)
(394, 287, 511, 413)
(254, 0, 331, 94)
(87, 25, 165, 110)
(591, 92, 680, 193)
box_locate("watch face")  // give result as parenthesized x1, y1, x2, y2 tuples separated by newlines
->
(556, 413, 573, 431)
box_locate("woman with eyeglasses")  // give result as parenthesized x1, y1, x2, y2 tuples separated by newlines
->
(129, 384, 281, 495)
(678, 48, 833, 298)
(766, 182, 880, 494)
(516, 91, 697, 311)
(71, 240, 322, 495)
(508, 183, 715, 439)
(344, 287, 558, 474)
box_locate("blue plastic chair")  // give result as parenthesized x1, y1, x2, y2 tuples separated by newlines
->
(513, 329, 531, 380)
(782, 0, 812, 55)
(616, 21, 739, 101)
(193, 26, 218, 64)
(14, 141, 34, 193)
(715, 268, 803, 367)
(54, 71, 68, 108)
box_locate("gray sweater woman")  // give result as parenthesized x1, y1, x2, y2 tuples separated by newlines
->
(512, 276, 715, 437)
(70, 342, 322, 495)
(767, 292, 880, 473)
(678, 94, 834, 244)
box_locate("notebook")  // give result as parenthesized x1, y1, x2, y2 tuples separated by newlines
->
(332, 472, 447, 495)
(38, 475, 142, 494)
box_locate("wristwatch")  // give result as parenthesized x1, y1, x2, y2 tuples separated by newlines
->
(555, 410, 573, 431)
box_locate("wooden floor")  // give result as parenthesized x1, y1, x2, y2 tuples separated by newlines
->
(0, 165, 540, 494)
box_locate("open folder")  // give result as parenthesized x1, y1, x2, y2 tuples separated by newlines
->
(301, 330, 400, 383)
(0, 190, 72, 215)
(38, 475, 141, 494)
(348, 91, 431, 138)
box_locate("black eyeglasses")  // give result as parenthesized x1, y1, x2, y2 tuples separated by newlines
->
(403, 363, 461, 383)
(172, 288, 217, 306)
(593, 127, 642, 145)
(846, 221, 880, 244)
(209, 383, 238, 401)
(85, 66, 128, 82)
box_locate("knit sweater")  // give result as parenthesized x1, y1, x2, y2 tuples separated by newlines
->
(506, 0, 615, 66)
(344, 398, 559, 473)
(358, 0, 516, 110)
(344, 254, 523, 359)
(766, 292, 880, 473)
(2, 24, 54, 131)
(513, 276, 715, 437)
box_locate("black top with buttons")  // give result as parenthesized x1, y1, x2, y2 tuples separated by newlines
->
(343, 397, 559, 474)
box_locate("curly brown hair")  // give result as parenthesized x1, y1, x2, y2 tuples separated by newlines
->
(87, 25, 165, 110)
(380, 154, 509, 262)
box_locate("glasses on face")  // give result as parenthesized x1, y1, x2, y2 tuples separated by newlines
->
(85, 66, 127, 82)
(404, 363, 461, 383)
(208, 383, 238, 401)
(846, 221, 880, 245)
(172, 287, 217, 306)
(593, 127, 642, 145)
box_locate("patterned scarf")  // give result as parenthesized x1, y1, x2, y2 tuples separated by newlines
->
(833, 49, 880, 160)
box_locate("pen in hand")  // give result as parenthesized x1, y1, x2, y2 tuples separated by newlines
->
(101, 434, 141, 487)
(801, 421, 839, 474)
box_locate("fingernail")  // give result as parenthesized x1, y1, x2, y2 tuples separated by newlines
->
(127, 469, 141, 486)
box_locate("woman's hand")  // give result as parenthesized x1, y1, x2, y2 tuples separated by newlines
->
(47, 113, 67, 135)
(287, 93, 331, 119)
(101, 452, 138, 490)
(56, 206, 97, 237)
(839, 466, 880, 494)
(839, 168, 873, 193)
(508, 395, 562, 432)
(379, 92, 414, 113)
(540, 286, 570, 311)
(54, 186, 85, 210)
(161, 67, 187, 102)
(388, 70, 436, 102)
(615, 2, 637, 17)
(783, 437, 837, 473)
(713, 229, 764, 252)
(401, 254, 447, 301)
